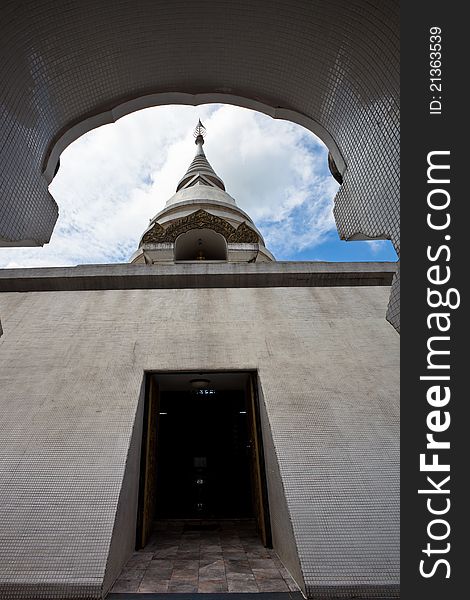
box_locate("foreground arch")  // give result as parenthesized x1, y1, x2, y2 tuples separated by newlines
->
(0, 0, 399, 328)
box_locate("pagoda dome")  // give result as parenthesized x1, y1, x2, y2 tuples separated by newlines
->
(130, 121, 274, 264)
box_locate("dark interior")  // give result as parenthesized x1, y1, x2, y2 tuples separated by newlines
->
(155, 389, 254, 519)
(174, 229, 228, 261)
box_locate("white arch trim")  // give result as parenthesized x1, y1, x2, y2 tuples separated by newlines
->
(43, 91, 347, 185)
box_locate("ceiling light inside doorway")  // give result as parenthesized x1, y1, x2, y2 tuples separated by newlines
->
(189, 378, 211, 389)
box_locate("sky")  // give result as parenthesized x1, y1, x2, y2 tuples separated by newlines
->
(0, 103, 397, 268)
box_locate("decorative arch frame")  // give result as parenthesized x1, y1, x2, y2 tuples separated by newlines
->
(0, 0, 400, 330)
(141, 210, 259, 245)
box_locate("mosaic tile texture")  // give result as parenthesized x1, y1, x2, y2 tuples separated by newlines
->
(0, 283, 399, 598)
(0, 0, 400, 327)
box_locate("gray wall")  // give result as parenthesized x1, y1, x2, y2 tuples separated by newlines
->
(102, 379, 145, 595)
(0, 285, 399, 598)
(256, 379, 304, 591)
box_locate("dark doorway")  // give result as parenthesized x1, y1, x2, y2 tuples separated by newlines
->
(136, 372, 271, 549)
(156, 389, 252, 518)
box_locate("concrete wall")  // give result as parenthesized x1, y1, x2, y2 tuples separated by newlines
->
(0, 284, 399, 598)
(256, 379, 304, 592)
(102, 379, 145, 595)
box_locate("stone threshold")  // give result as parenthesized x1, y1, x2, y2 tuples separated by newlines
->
(107, 593, 303, 599)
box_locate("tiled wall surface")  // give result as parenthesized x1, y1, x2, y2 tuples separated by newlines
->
(0, 284, 399, 598)
(0, 0, 400, 327)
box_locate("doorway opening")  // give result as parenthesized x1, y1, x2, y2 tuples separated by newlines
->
(136, 371, 272, 550)
(174, 229, 228, 261)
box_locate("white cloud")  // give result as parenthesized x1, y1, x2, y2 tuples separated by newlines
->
(0, 104, 339, 268)
(364, 239, 392, 255)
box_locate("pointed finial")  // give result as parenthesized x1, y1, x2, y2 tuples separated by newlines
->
(194, 119, 206, 145)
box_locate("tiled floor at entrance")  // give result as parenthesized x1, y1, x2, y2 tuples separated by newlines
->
(110, 519, 300, 593)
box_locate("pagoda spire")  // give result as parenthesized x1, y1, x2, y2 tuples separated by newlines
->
(194, 119, 206, 144)
(176, 121, 225, 191)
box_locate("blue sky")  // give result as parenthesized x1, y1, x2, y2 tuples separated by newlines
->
(0, 104, 397, 268)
